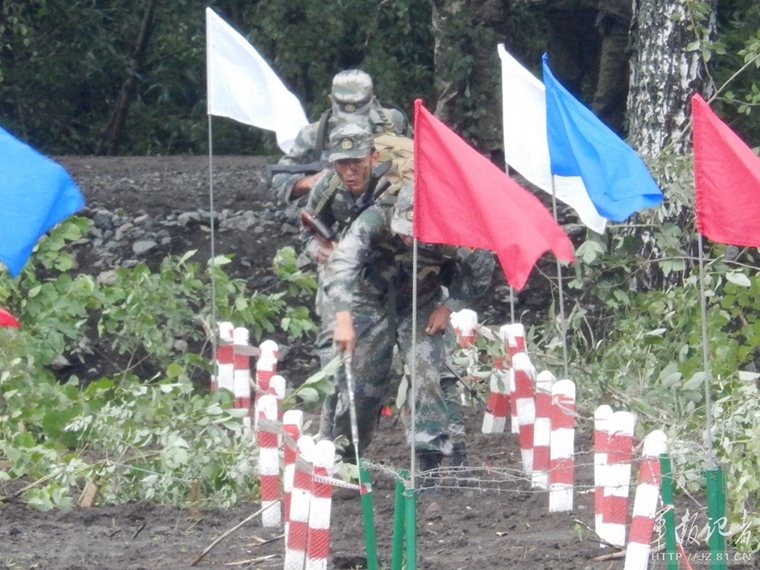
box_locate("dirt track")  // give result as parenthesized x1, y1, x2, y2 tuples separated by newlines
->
(0, 156, 736, 570)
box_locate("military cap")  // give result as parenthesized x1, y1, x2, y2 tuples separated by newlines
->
(331, 70, 374, 117)
(390, 183, 414, 236)
(329, 119, 374, 161)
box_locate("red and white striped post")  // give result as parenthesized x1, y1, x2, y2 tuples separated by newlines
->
(255, 354, 277, 405)
(269, 374, 287, 417)
(282, 409, 303, 536)
(500, 323, 525, 435)
(594, 405, 613, 540)
(549, 379, 575, 512)
(624, 430, 667, 570)
(532, 370, 556, 489)
(284, 436, 316, 570)
(259, 339, 279, 363)
(482, 358, 510, 434)
(512, 352, 536, 475)
(452, 308, 478, 347)
(233, 327, 252, 434)
(255, 394, 281, 527)
(305, 439, 336, 570)
(215, 321, 235, 393)
(600, 410, 636, 547)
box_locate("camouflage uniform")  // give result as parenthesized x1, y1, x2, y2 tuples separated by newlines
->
(592, 0, 633, 135)
(432, 0, 510, 160)
(299, 120, 398, 439)
(545, 0, 632, 135)
(322, 184, 494, 459)
(270, 69, 410, 205)
(544, 0, 602, 102)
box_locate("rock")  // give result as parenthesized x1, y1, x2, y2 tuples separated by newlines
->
(114, 222, 134, 240)
(97, 270, 118, 286)
(132, 240, 157, 255)
(51, 355, 72, 370)
(220, 211, 259, 232)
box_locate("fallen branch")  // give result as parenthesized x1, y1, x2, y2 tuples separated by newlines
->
(189, 502, 278, 566)
(224, 554, 277, 566)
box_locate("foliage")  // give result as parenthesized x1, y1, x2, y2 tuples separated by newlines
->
(0, 218, 318, 510)
(0, 363, 258, 510)
(1, 0, 759, 154)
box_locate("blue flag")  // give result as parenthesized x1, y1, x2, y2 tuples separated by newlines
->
(0, 126, 85, 277)
(542, 54, 663, 222)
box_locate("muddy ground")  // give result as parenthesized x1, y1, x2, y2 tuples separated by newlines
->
(0, 156, 748, 570)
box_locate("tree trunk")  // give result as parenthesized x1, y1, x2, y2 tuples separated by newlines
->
(96, 0, 158, 156)
(627, 0, 716, 157)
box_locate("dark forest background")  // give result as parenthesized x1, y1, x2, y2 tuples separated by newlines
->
(1, 0, 758, 157)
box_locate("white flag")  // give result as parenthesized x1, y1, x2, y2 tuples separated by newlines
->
(499, 44, 607, 234)
(206, 8, 308, 153)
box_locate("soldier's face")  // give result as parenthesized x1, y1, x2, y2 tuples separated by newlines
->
(335, 149, 379, 195)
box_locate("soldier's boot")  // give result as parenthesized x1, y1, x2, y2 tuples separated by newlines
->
(415, 449, 444, 488)
(450, 442, 468, 468)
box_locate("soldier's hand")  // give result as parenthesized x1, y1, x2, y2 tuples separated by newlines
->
(425, 305, 452, 335)
(334, 311, 356, 353)
(316, 243, 335, 264)
(291, 169, 328, 199)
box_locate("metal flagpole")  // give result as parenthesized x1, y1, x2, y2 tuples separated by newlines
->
(207, 116, 218, 374)
(407, 236, 419, 570)
(549, 177, 569, 379)
(697, 234, 727, 569)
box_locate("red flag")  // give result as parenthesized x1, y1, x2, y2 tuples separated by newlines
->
(412, 99, 574, 291)
(693, 94, 760, 247)
(0, 307, 20, 328)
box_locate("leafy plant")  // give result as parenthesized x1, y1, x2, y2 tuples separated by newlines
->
(0, 219, 320, 510)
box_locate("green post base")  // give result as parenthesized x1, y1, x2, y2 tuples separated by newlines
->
(659, 454, 679, 570)
(405, 486, 417, 570)
(704, 467, 727, 570)
(359, 466, 379, 570)
(391, 471, 408, 570)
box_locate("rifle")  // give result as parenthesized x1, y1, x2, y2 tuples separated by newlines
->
(265, 160, 331, 186)
(300, 209, 336, 249)
(444, 362, 492, 413)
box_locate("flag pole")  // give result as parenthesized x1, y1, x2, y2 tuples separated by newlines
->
(207, 115, 218, 376)
(408, 236, 419, 570)
(697, 233, 715, 466)
(550, 178, 569, 379)
(697, 233, 727, 568)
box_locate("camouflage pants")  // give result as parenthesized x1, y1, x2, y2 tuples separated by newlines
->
(591, 16, 630, 136)
(544, 9, 602, 102)
(329, 297, 455, 457)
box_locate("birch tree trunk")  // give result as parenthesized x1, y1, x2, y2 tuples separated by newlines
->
(627, 0, 716, 157)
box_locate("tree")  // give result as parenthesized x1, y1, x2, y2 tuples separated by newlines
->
(627, 0, 717, 157)
(95, 0, 159, 156)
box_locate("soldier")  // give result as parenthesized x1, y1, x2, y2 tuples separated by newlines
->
(324, 183, 495, 471)
(544, 0, 602, 103)
(269, 69, 410, 206)
(300, 119, 399, 441)
(545, 0, 633, 136)
(431, 0, 510, 165)
(592, 0, 633, 136)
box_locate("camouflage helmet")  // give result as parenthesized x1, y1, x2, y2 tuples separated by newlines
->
(331, 70, 374, 118)
(390, 183, 414, 236)
(329, 119, 374, 161)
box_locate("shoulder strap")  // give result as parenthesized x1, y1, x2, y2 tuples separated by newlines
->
(379, 103, 411, 136)
(313, 173, 342, 216)
(314, 109, 333, 161)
